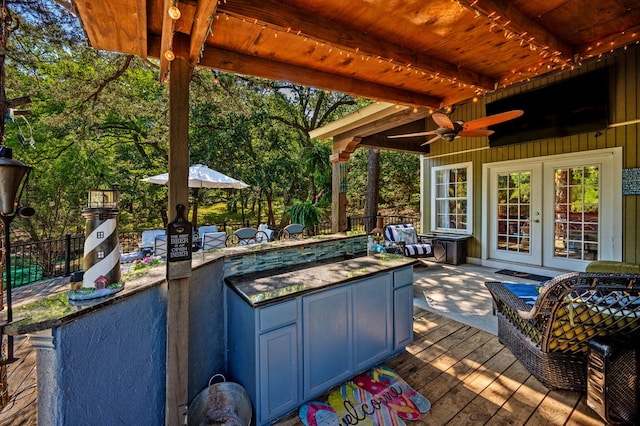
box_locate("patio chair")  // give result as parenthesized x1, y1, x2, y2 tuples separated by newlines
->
(225, 227, 270, 247)
(383, 224, 442, 258)
(154, 235, 167, 259)
(120, 247, 144, 263)
(278, 223, 310, 240)
(198, 225, 227, 251)
(485, 271, 640, 391)
(139, 229, 166, 255)
(258, 223, 275, 241)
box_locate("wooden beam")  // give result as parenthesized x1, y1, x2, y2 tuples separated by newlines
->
(359, 134, 430, 154)
(457, 0, 574, 61)
(576, 23, 640, 61)
(195, 45, 443, 108)
(329, 107, 430, 142)
(219, 0, 496, 91)
(188, 0, 219, 67)
(332, 137, 362, 157)
(165, 33, 191, 426)
(159, 0, 176, 82)
(135, 0, 148, 58)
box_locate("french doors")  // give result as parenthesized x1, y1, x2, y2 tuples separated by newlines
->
(486, 149, 621, 270)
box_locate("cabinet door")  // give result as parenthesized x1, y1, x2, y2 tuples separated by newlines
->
(352, 274, 392, 371)
(303, 286, 351, 399)
(259, 324, 298, 424)
(394, 284, 414, 350)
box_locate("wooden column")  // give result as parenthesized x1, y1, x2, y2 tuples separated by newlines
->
(165, 33, 192, 426)
(330, 152, 350, 233)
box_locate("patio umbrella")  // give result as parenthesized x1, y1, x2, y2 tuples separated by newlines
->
(141, 164, 249, 228)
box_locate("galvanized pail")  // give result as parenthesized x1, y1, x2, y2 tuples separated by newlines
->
(188, 374, 252, 426)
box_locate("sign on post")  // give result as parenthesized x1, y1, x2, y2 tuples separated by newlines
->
(167, 204, 192, 262)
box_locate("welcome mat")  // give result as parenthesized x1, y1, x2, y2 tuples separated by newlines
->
(299, 365, 430, 426)
(496, 269, 552, 282)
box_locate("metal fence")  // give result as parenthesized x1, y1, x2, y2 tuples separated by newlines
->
(6, 215, 419, 289)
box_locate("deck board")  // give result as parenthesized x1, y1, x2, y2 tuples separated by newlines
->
(274, 307, 605, 426)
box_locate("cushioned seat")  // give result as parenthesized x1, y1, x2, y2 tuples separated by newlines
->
(486, 272, 640, 391)
(586, 260, 640, 273)
(198, 225, 227, 250)
(383, 224, 437, 258)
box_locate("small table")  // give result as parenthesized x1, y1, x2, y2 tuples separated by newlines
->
(419, 233, 471, 265)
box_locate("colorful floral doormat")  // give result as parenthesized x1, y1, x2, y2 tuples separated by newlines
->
(299, 366, 430, 426)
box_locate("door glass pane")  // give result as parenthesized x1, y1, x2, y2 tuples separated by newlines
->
(495, 171, 530, 254)
(553, 166, 599, 261)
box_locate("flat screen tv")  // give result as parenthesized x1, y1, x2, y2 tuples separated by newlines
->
(486, 68, 609, 147)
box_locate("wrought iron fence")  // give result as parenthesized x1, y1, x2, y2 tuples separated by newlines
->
(5, 215, 420, 289)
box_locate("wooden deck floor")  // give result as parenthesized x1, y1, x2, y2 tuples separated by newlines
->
(0, 306, 606, 425)
(274, 307, 605, 426)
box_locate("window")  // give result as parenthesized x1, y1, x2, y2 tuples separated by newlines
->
(431, 162, 472, 234)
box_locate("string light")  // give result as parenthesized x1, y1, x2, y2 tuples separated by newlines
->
(168, 2, 181, 20)
(214, 5, 639, 100)
(218, 10, 483, 95)
(165, 47, 175, 61)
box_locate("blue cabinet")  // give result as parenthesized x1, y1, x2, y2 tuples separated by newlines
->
(353, 274, 393, 372)
(259, 323, 299, 421)
(303, 285, 352, 398)
(393, 268, 414, 350)
(227, 265, 414, 425)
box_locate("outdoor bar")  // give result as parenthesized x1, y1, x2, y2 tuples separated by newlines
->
(5, 234, 416, 425)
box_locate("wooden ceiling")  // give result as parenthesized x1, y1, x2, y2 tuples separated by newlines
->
(73, 0, 640, 110)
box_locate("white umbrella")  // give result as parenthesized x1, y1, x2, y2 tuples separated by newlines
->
(141, 164, 249, 189)
(142, 164, 249, 228)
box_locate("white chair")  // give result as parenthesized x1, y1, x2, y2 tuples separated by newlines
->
(140, 229, 166, 254)
(154, 235, 167, 259)
(258, 223, 275, 242)
(198, 225, 227, 251)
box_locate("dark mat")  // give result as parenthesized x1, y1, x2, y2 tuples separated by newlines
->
(496, 269, 552, 282)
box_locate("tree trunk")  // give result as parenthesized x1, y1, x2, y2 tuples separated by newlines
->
(364, 148, 380, 233)
(265, 190, 276, 226)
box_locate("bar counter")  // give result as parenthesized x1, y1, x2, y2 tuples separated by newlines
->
(226, 253, 416, 306)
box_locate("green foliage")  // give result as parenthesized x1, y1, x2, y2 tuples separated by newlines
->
(287, 200, 322, 227)
(0, 5, 419, 243)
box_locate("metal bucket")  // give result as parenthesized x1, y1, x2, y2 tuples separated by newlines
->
(188, 374, 252, 426)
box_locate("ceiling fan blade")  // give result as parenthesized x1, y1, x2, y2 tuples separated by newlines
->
(388, 131, 438, 139)
(458, 129, 494, 137)
(421, 135, 442, 146)
(431, 113, 454, 129)
(463, 110, 524, 130)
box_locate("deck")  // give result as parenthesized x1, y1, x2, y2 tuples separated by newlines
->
(274, 307, 604, 426)
(0, 268, 607, 425)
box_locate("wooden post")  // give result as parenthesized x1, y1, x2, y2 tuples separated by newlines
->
(165, 33, 192, 426)
(330, 152, 350, 233)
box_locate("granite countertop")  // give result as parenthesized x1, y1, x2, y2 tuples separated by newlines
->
(225, 253, 416, 307)
(4, 265, 168, 336)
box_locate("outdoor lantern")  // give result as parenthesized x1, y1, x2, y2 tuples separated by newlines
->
(70, 183, 124, 301)
(0, 145, 33, 365)
(87, 185, 119, 209)
(0, 146, 31, 216)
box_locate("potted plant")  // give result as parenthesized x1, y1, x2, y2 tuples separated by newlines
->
(286, 200, 322, 228)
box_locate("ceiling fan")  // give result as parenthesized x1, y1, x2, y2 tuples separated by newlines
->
(389, 110, 524, 145)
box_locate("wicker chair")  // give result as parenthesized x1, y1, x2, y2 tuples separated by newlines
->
(486, 272, 640, 391)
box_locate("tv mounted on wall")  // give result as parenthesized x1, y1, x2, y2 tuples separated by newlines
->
(486, 68, 610, 147)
